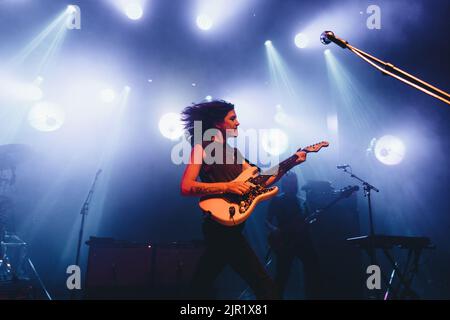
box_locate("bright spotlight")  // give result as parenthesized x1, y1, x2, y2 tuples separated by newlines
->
(33, 76, 44, 86)
(66, 5, 77, 14)
(205, 95, 212, 102)
(196, 14, 213, 30)
(99, 88, 116, 103)
(324, 48, 331, 55)
(28, 102, 65, 132)
(294, 33, 309, 48)
(261, 129, 289, 156)
(159, 113, 184, 140)
(374, 135, 406, 166)
(125, 3, 143, 20)
(265, 40, 272, 47)
(274, 105, 288, 124)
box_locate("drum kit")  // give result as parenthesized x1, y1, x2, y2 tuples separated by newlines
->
(0, 144, 52, 299)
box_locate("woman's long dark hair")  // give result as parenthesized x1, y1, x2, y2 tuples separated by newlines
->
(181, 100, 234, 145)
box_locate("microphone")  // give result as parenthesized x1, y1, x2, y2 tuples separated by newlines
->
(336, 164, 350, 169)
(320, 31, 348, 49)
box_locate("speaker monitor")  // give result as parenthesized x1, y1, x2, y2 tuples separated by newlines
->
(85, 238, 153, 298)
(85, 237, 204, 298)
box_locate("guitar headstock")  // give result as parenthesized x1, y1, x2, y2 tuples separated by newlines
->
(300, 141, 330, 153)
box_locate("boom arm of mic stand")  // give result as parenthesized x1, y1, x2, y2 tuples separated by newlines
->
(342, 168, 379, 192)
(339, 42, 450, 106)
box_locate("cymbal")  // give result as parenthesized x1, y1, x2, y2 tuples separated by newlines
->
(0, 144, 32, 169)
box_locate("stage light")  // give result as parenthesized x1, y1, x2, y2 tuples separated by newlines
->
(274, 105, 288, 124)
(33, 76, 44, 86)
(261, 129, 289, 156)
(159, 113, 184, 140)
(265, 40, 272, 47)
(194, 0, 253, 33)
(294, 33, 309, 48)
(66, 5, 77, 14)
(28, 102, 65, 132)
(324, 48, 331, 55)
(9, 9, 69, 70)
(205, 95, 212, 101)
(125, 3, 143, 20)
(99, 88, 116, 103)
(374, 135, 405, 166)
(265, 39, 298, 101)
(196, 14, 213, 30)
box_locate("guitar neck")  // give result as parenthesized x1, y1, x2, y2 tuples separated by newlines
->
(251, 141, 329, 186)
(252, 152, 302, 186)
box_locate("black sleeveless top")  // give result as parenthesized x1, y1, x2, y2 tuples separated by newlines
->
(198, 141, 246, 231)
(199, 141, 244, 183)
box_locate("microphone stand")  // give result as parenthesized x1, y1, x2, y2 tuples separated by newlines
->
(339, 166, 380, 298)
(340, 167, 379, 237)
(322, 31, 450, 106)
(72, 169, 102, 299)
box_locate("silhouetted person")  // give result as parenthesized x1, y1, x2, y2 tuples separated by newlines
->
(266, 172, 323, 299)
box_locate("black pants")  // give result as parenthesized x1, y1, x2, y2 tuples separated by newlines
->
(190, 219, 278, 299)
(274, 234, 323, 299)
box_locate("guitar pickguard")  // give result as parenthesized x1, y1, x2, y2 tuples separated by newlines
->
(199, 180, 278, 226)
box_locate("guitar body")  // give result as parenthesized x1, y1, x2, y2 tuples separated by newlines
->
(199, 167, 279, 226)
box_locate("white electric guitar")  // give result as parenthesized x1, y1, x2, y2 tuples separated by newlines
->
(199, 141, 329, 226)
